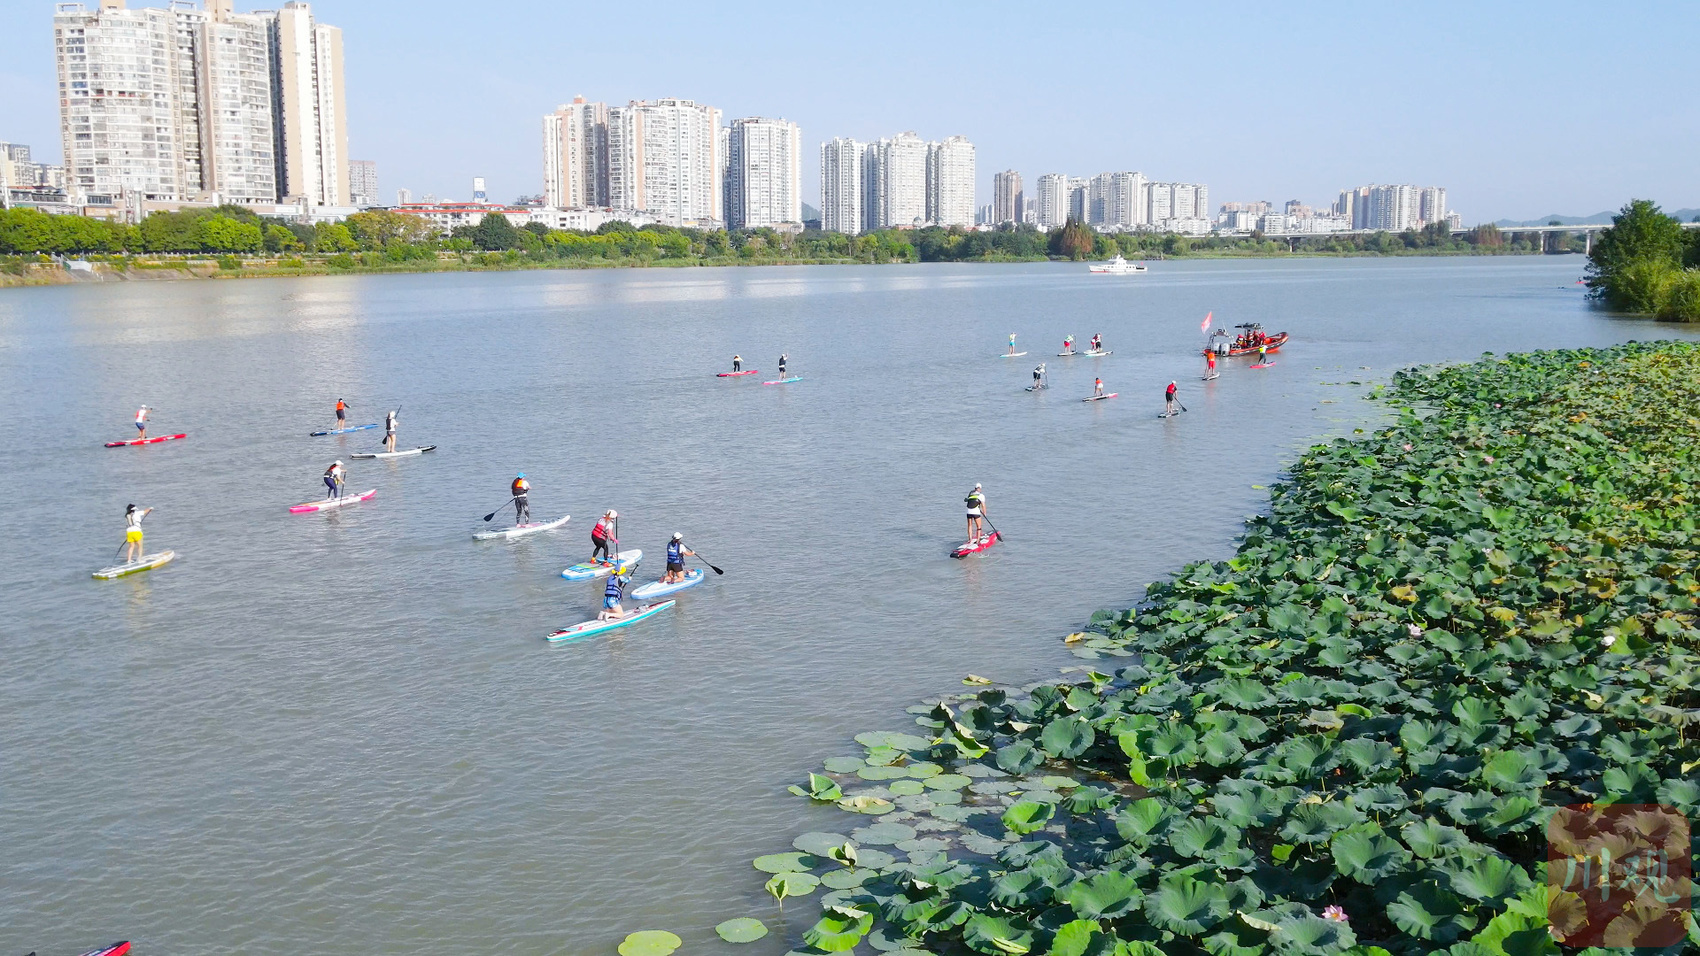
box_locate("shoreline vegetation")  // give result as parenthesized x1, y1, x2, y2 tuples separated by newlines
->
(720, 344, 1699, 956)
(1584, 200, 1700, 321)
(1, 203, 1578, 289)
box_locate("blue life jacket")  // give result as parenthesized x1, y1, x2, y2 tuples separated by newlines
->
(605, 576, 624, 600)
(667, 541, 683, 563)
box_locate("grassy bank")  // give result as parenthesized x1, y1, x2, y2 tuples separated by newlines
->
(729, 344, 1700, 956)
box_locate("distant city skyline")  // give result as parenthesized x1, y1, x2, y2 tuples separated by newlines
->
(2, 0, 1696, 220)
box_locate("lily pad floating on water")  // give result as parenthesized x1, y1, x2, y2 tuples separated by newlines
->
(822, 756, 865, 774)
(922, 773, 972, 791)
(904, 762, 944, 778)
(714, 917, 769, 943)
(857, 765, 910, 781)
(765, 870, 820, 903)
(753, 851, 821, 874)
(821, 867, 876, 889)
(805, 904, 875, 953)
(787, 772, 843, 802)
(793, 831, 852, 856)
(888, 779, 926, 796)
(617, 930, 682, 956)
(851, 821, 916, 845)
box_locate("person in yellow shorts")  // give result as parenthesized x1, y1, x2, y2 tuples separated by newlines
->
(122, 504, 152, 563)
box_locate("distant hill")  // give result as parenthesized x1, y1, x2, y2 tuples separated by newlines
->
(1495, 208, 1699, 227)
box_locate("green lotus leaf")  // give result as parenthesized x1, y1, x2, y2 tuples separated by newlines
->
(1271, 915, 1355, 954)
(765, 870, 819, 903)
(1002, 800, 1056, 836)
(789, 772, 844, 801)
(1549, 714, 1599, 738)
(1451, 697, 1498, 728)
(905, 762, 944, 778)
(923, 773, 973, 791)
(1478, 795, 1547, 835)
(1331, 824, 1413, 882)
(1214, 678, 1277, 710)
(1602, 763, 1661, 800)
(1443, 790, 1500, 826)
(1445, 853, 1532, 903)
(1115, 797, 1173, 843)
(821, 866, 875, 889)
(1347, 783, 1410, 814)
(804, 903, 874, 953)
(1045, 919, 1113, 956)
(1145, 875, 1229, 936)
(962, 913, 1034, 955)
(617, 930, 682, 956)
(996, 740, 1046, 775)
(1038, 774, 1079, 790)
(1058, 869, 1143, 920)
(753, 851, 821, 873)
(1213, 783, 1289, 828)
(1656, 777, 1700, 812)
(1201, 729, 1249, 766)
(988, 869, 1052, 909)
(1336, 739, 1397, 775)
(897, 837, 952, 856)
(1145, 724, 1199, 763)
(1169, 816, 1242, 862)
(826, 840, 858, 867)
(865, 744, 904, 766)
(1279, 802, 1361, 844)
(714, 917, 769, 943)
(1384, 883, 1477, 943)
(794, 832, 852, 856)
(858, 765, 911, 781)
(888, 778, 926, 796)
(1399, 819, 1473, 859)
(1040, 715, 1095, 759)
(823, 755, 865, 773)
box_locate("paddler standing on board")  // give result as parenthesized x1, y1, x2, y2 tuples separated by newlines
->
(732, 354, 743, 373)
(1257, 342, 1268, 364)
(1206, 350, 1218, 380)
(778, 353, 789, 378)
(965, 484, 988, 542)
(1032, 363, 1045, 389)
(591, 510, 618, 564)
(1062, 334, 1074, 354)
(511, 473, 531, 525)
(122, 504, 152, 563)
(1093, 377, 1105, 398)
(334, 398, 349, 430)
(1090, 333, 1103, 353)
(662, 532, 695, 584)
(598, 567, 632, 621)
(1164, 381, 1179, 417)
(134, 405, 151, 439)
(383, 408, 398, 453)
(1007, 333, 1018, 355)
(323, 460, 346, 499)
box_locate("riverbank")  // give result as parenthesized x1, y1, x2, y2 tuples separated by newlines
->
(0, 246, 1565, 289)
(740, 343, 1700, 955)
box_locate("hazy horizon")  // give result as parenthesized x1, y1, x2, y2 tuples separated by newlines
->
(2, 0, 1695, 222)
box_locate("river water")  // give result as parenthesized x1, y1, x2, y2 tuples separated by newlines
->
(0, 257, 1676, 955)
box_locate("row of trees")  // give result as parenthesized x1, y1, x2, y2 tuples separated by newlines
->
(3, 203, 1587, 267)
(1585, 200, 1700, 321)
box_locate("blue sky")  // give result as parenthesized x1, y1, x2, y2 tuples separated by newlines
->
(2, 0, 1695, 221)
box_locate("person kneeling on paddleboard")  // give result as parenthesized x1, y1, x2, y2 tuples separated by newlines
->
(383, 409, 398, 453)
(663, 532, 695, 584)
(1165, 381, 1178, 417)
(512, 473, 531, 524)
(965, 484, 987, 542)
(591, 510, 617, 563)
(599, 568, 632, 621)
(122, 504, 152, 563)
(323, 460, 346, 499)
(732, 354, 742, 373)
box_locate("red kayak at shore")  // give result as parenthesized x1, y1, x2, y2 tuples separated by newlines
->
(80, 943, 130, 956)
(716, 369, 759, 377)
(951, 532, 1000, 558)
(106, 434, 186, 447)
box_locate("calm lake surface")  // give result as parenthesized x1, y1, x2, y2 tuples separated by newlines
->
(0, 257, 1677, 954)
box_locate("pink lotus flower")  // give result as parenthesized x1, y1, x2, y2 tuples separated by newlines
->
(1323, 905, 1349, 923)
(1483, 455, 1495, 463)
(1407, 623, 1423, 638)
(1402, 443, 1413, 451)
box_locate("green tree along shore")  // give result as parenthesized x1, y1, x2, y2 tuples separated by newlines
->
(1585, 200, 1700, 320)
(2, 203, 1574, 284)
(748, 344, 1700, 956)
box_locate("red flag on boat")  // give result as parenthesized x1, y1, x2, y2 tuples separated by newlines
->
(1200, 311, 1212, 333)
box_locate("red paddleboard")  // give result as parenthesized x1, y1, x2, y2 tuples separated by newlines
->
(1250, 361, 1276, 369)
(106, 434, 187, 447)
(951, 532, 1000, 558)
(81, 944, 130, 956)
(716, 370, 759, 377)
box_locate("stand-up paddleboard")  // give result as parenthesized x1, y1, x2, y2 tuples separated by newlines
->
(1000, 352, 1028, 358)
(351, 445, 436, 459)
(1085, 349, 1113, 357)
(310, 423, 379, 436)
(951, 532, 1000, 558)
(106, 434, 186, 447)
(545, 600, 675, 643)
(473, 514, 570, 541)
(1156, 410, 1187, 419)
(79, 943, 131, 956)
(1201, 373, 1219, 381)
(1057, 350, 1079, 357)
(716, 370, 759, 377)
(560, 549, 643, 580)
(763, 376, 802, 385)
(1025, 384, 1047, 392)
(630, 568, 705, 600)
(289, 488, 376, 513)
(93, 552, 174, 580)
(1250, 361, 1276, 369)
(1083, 392, 1119, 402)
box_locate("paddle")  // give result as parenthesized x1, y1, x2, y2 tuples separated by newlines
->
(690, 548, 725, 575)
(482, 497, 518, 522)
(981, 515, 1003, 543)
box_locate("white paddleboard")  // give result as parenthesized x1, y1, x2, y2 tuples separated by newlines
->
(352, 445, 436, 459)
(289, 488, 377, 513)
(474, 514, 570, 541)
(93, 550, 175, 579)
(630, 568, 706, 600)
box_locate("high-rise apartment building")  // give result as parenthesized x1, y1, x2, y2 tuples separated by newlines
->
(1067, 177, 1088, 224)
(271, 2, 348, 206)
(820, 137, 864, 234)
(1419, 187, 1447, 228)
(875, 132, 927, 229)
(395, 187, 411, 206)
(53, 0, 346, 207)
(1034, 173, 1069, 229)
(543, 97, 610, 209)
(861, 144, 885, 230)
(925, 135, 974, 227)
(1337, 184, 1446, 230)
(992, 169, 1022, 225)
(606, 97, 723, 227)
(347, 159, 377, 206)
(726, 116, 802, 229)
